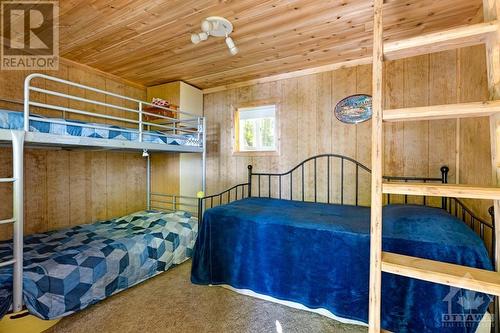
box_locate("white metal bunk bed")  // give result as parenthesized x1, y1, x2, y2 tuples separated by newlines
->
(0, 73, 206, 315)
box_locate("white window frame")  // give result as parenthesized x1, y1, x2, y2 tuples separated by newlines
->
(232, 99, 280, 156)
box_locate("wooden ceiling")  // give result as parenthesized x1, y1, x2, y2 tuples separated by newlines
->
(59, 0, 483, 89)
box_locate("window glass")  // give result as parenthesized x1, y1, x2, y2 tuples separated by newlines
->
(237, 105, 276, 152)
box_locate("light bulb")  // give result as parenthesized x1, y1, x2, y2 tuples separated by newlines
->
(225, 36, 235, 49)
(225, 36, 238, 55)
(142, 149, 149, 157)
(191, 32, 209, 44)
(199, 32, 209, 41)
(191, 33, 201, 44)
(201, 20, 212, 32)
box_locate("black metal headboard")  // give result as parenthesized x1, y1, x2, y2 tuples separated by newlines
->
(248, 154, 447, 206)
(198, 153, 495, 259)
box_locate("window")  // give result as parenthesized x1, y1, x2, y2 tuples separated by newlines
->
(235, 104, 278, 153)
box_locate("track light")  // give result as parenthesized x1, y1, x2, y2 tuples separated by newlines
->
(190, 33, 200, 44)
(201, 19, 218, 33)
(190, 32, 208, 44)
(199, 32, 209, 41)
(225, 36, 238, 55)
(190, 16, 238, 56)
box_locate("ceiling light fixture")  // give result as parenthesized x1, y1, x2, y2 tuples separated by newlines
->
(190, 32, 209, 44)
(225, 36, 238, 55)
(190, 16, 238, 55)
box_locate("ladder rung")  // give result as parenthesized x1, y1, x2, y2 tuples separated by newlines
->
(383, 182, 500, 200)
(0, 259, 15, 268)
(0, 178, 15, 183)
(384, 21, 498, 61)
(383, 100, 500, 122)
(382, 252, 500, 296)
(0, 218, 15, 225)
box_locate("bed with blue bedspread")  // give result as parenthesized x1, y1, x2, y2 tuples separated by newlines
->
(0, 109, 200, 146)
(0, 210, 197, 320)
(191, 198, 493, 333)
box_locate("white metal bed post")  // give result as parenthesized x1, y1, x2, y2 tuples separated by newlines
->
(18, 71, 30, 312)
(138, 100, 152, 210)
(23, 75, 32, 132)
(11, 130, 24, 312)
(146, 154, 151, 210)
(138, 101, 143, 143)
(202, 117, 207, 194)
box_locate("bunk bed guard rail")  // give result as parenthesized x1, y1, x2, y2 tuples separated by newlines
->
(23, 73, 205, 143)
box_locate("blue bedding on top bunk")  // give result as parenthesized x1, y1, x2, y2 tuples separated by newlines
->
(191, 198, 493, 333)
(0, 109, 200, 146)
(0, 210, 198, 320)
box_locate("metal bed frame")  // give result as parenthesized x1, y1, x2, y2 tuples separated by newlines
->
(198, 154, 494, 256)
(0, 73, 207, 314)
(197, 153, 497, 325)
(198, 154, 494, 254)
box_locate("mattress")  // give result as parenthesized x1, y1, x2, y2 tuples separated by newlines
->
(0, 109, 200, 146)
(191, 198, 493, 333)
(0, 210, 198, 319)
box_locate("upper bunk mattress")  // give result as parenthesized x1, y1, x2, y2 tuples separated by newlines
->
(0, 210, 198, 320)
(191, 198, 493, 333)
(0, 109, 200, 146)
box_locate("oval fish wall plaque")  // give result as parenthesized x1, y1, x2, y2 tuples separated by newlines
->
(334, 94, 372, 124)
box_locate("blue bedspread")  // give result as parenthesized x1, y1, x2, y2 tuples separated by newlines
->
(191, 198, 493, 332)
(0, 109, 200, 146)
(0, 210, 198, 319)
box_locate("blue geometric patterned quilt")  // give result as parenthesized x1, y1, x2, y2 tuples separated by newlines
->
(0, 210, 198, 319)
(0, 109, 200, 146)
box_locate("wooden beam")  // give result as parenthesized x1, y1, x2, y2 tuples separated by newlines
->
(383, 100, 500, 122)
(202, 57, 372, 94)
(382, 252, 500, 296)
(383, 182, 500, 200)
(384, 21, 499, 61)
(483, 0, 500, 330)
(369, 0, 384, 332)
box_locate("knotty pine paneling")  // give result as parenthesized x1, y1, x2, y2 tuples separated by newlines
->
(0, 60, 178, 240)
(56, 0, 482, 88)
(458, 46, 492, 222)
(204, 45, 492, 219)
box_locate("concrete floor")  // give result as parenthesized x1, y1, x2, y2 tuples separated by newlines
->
(46, 261, 367, 333)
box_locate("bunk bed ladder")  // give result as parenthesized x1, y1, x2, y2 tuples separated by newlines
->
(369, 0, 500, 332)
(0, 130, 25, 313)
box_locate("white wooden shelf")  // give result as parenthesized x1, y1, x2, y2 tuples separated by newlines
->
(382, 252, 500, 296)
(382, 182, 500, 200)
(383, 100, 500, 122)
(384, 21, 499, 61)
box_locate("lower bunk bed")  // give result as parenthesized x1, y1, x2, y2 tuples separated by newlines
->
(0, 210, 198, 320)
(191, 154, 496, 333)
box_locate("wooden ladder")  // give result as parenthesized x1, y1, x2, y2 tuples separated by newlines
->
(369, 0, 500, 332)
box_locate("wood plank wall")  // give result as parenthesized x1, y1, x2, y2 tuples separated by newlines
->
(204, 45, 492, 220)
(0, 60, 178, 240)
